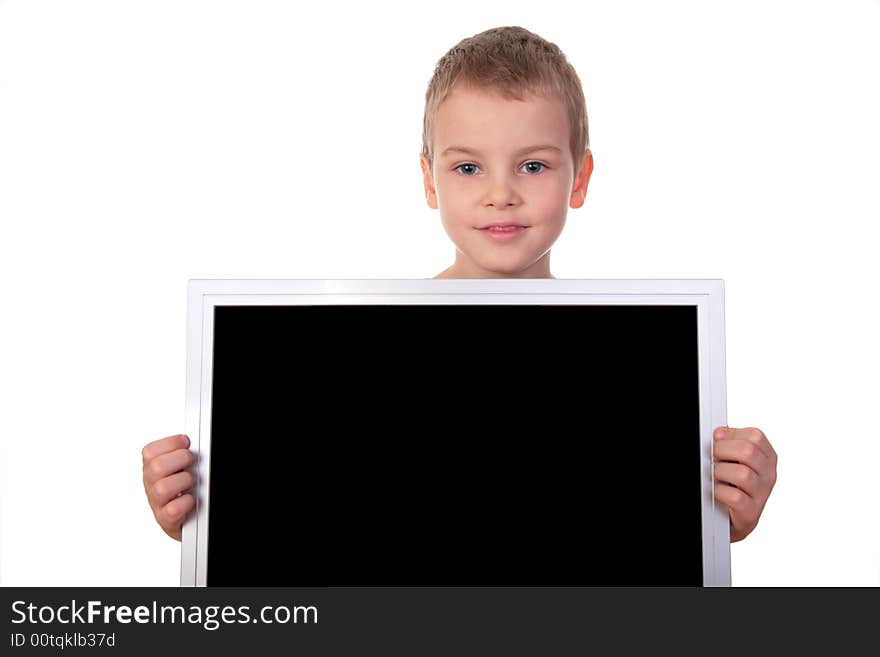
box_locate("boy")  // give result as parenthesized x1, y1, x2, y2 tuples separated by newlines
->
(143, 26, 776, 547)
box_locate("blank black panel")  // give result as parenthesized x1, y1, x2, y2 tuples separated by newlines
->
(206, 305, 702, 586)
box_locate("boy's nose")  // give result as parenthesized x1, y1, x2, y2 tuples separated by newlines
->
(482, 175, 519, 207)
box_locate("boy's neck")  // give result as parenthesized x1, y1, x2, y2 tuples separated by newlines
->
(434, 254, 555, 279)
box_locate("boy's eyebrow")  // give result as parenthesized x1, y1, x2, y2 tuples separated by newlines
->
(439, 144, 562, 158)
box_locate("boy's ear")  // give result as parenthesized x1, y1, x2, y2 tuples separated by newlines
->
(420, 156, 438, 209)
(569, 150, 594, 209)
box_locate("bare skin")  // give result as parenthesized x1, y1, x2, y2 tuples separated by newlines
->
(421, 86, 591, 281)
(142, 427, 776, 543)
(142, 87, 777, 545)
(142, 434, 194, 541)
(423, 87, 777, 542)
(713, 426, 778, 542)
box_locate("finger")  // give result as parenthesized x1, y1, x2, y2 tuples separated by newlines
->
(143, 434, 190, 463)
(714, 481, 755, 513)
(150, 471, 195, 509)
(143, 448, 194, 486)
(714, 426, 775, 461)
(713, 439, 770, 473)
(714, 462, 762, 498)
(157, 494, 195, 538)
(714, 483, 758, 542)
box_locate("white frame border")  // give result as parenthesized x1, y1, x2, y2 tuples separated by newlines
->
(181, 279, 730, 587)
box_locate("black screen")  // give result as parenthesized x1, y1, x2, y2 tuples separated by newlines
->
(206, 304, 702, 585)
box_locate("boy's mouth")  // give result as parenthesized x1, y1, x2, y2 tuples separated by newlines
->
(479, 222, 529, 230)
(478, 223, 529, 241)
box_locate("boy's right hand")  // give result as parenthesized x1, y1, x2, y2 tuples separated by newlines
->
(142, 434, 195, 542)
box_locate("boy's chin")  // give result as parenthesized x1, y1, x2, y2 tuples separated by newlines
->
(472, 253, 545, 278)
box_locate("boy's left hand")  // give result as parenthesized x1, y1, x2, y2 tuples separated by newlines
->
(713, 426, 777, 542)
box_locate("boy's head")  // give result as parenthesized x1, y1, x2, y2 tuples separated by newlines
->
(420, 26, 593, 279)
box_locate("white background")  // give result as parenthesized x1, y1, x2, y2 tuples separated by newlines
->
(1, 0, 878, 586)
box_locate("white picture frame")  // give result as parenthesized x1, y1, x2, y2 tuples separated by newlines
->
(180, 278, 731, 587)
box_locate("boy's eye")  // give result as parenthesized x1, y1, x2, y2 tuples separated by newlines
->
(455, 163, 480, 176)
(454, 162, 547, 176)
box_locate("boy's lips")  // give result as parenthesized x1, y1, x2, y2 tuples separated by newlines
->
(477, 223, 529, 241)
(478, 222, 529, 230)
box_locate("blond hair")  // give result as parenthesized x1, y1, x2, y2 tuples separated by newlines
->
(421, 26, 590, 178)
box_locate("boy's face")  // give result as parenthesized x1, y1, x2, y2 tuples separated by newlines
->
(421, 85, 592, 278)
